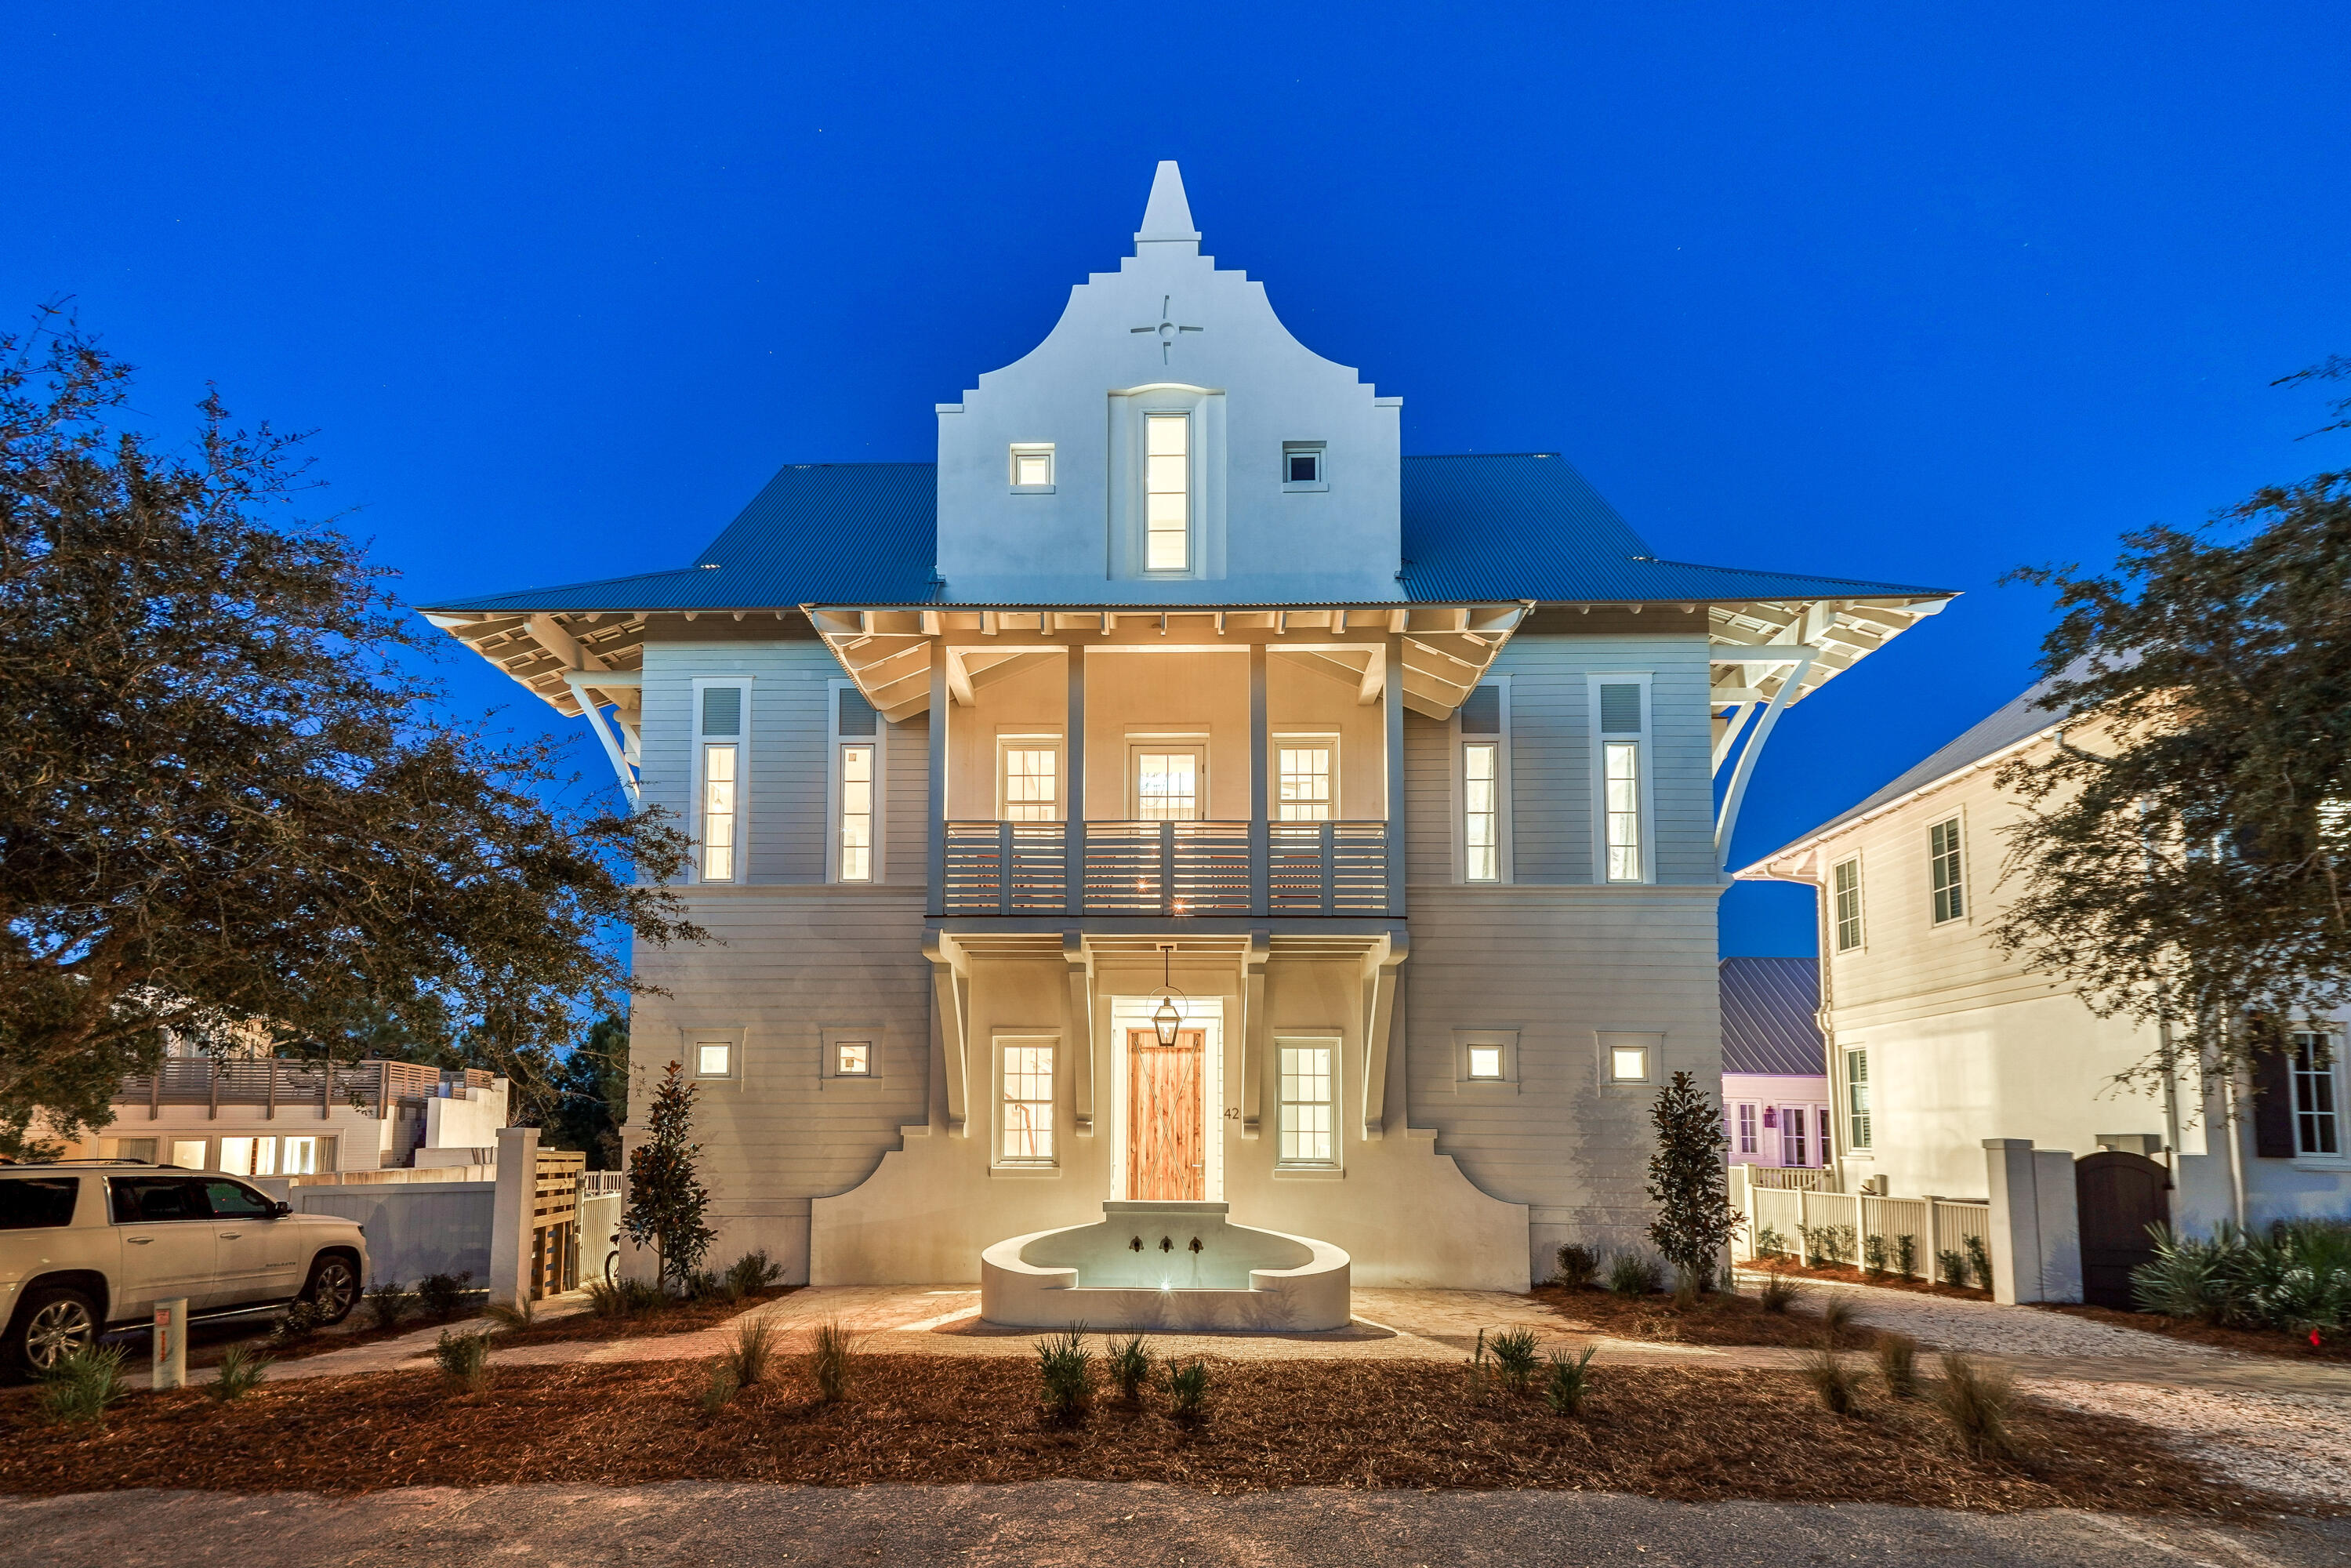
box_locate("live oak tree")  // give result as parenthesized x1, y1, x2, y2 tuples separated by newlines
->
(1646, 1071, 1741, 1291)
(1996, 362, 2351, 1089)
(622, 1062, 714, 1293)
(0, 316, 706, 1151)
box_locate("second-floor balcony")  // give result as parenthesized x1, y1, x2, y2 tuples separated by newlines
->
(941, 818, 1391, 916)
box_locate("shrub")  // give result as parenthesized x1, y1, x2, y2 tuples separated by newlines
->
(1964, 1235, 1995, 1294)
(1799, 1346, 1863, 1415)
(1935, 1352, 2021, 1461)
(484, 1298, 535, 1333)
(1862, 1233, 1888, 1279)
(1894, 1234, 1918, 1280)
(1645, 1072, 1743, 1285)
(1163, 1357, 1210, 1421)
(1936, 1249, 1970, 1289)
(1037, 1330, 1094, 1422)
(268, 1298, 325, 1344)
(586, 1276, 668, 1319)
(808, 1317, 858, 1404)
(207, 1343, 271, 1403)
(1554, 1244, 1600, 1290)
(699, 1364, 740, 1415)
(1488, 1327, 1541, 1393)
(1758, 1272, 1800, 1313)
(1752, 1225, 1787, 1261)
(434, 1330, 492, 1394)
(1106, 1334, 1152, 1403)
(723, 1319, 778, 1388)
(1798, 1223, 1857, 1269)
(1876, 1332, 1919, 1398)
(363, 1281, 414, 1333)
(38, 1344, 128, 1425)
(725, 1250, 785, 1300)
(418, 1271, 473, 1321)
(1543, 1345, 1597, 1416)
(1818, 1294, 1857, 1346)
(1608, 1252, 1663, 1296)
(622, 1062, 717, 1294)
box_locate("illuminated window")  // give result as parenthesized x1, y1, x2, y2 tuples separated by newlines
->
(696, 1041, 733, 1078)
(1276, 742, 1333, 822)
(1278, 1044, 1336, 1163)
(1000, 1044, 1054, 1163)
(279, 1136, 322, 1175)
(1000, 742, 1059, 822)
(1134, 749, 1202, 821)
(696, 683, 747, 884)
(1466, 1045, 1504, 1080)
(217, 1137, 278, 1178)
(836, 1040, 872, 1077)
(1610, 1045, 1649, 1083)
(1010, 442, 1054, 488)
(839, 744, 874, 881)
(1930, 817, 1965, 923)
(1144, 413, 1189, 570)
(169, 1140, 206, 1171)
(1464, 745, 1499, 881)
(1597, 681, 1647, 884)
(1834, 858, 1863, 951)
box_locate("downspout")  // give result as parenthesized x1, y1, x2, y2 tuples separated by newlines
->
(2216, 1018, 2248, 1229)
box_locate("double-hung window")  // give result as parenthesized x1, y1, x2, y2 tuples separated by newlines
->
(999, 1041, 1055, 1165)
(1929, 817, 1965, 924)
(2291, 1032, 2342, 1157)
(1845, 1048, 1873, 1151)
(1144, 413, 1189, 571)
(1780, 1106, 1810, 1167)
(1457, 683, 1507, 882)
(1275, 738, 1335, 822)
(1736, 1102, 1758, 1155)
(832, 685, 880, 882)
(695, 682, 749, 883)
(1833, 858, 1864, 951)
(1593, 678, 1650, 883)
(1000, 739, 1061, 821)
(1276, 1041, 1337, 1165)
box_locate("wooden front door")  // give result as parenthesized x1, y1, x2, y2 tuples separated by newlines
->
(2075, 1150, 2169, 1309)
(1128, 1028, 1206, 1200)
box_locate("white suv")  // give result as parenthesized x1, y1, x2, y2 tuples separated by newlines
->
(0, 1163, 368, 1375)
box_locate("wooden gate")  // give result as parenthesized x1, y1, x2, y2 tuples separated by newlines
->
(2075, 1149, 2168, 1309)
(1127, 1029, 1205, 1201)
(529, 1148, 586, 1301)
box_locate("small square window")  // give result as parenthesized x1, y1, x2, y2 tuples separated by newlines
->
(696, 1042, 733, 1078)
(1466, 1045, 1504, 1080)
(1283, 441, 1326, 489)
(1609, 1046, 1649, 1083)
(1010, 443, 1054, 489)
(836, 1040, 872, 1076)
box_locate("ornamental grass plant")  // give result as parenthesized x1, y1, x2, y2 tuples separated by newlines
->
(205, 1344, 271, 1403)
(1935, 1352, 2022, 1462)
(38, 1344, 127, 1425)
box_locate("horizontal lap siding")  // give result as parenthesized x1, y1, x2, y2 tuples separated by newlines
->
(639, 638, 842, 884)
(630, 891, 932, 1202)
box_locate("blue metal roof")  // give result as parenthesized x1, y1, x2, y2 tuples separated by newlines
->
(1719, 957, 1826, 1077)
(424, 453, 1946, 613)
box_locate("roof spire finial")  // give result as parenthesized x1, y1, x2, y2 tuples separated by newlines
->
(1134, 161, 1200, 251)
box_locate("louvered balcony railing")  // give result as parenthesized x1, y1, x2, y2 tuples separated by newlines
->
(940, 819, 1392, 916)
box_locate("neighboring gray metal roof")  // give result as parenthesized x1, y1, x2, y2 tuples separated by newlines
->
(1719, 956, 1826, 1077)
(424, 455, 1948, 615)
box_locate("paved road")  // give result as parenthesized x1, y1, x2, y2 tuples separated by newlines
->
(5, 1483, 2343, 1568)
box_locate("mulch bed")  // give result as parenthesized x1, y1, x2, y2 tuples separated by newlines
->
(484, 1287, 796, 1349)
(2034, 1302, 2351, 1363)
(1532, 1284, 1886, 1350)
(0, 1354, 2302, 1516)
(1742, 1259, 1994, 1302)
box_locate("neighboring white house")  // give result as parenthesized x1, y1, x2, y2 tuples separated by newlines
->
(1743, 676, 2351, 1304)
(1719, 957, 1830, 1173)
(422, 162, 1952, 1294)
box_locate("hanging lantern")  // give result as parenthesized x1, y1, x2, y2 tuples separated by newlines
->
(1148, 944, 1187, 1048)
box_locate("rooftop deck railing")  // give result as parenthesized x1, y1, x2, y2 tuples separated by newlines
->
(941, 818, 1392, 917)
(114, 1058, 495, 1120)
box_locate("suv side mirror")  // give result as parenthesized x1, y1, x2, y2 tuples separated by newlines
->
(274, 1200, 292, 1217)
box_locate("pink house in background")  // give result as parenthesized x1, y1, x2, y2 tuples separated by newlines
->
(1721, 957, 1831, 1171)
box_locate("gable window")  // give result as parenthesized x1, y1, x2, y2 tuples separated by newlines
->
(831, 684, 881, 883)
(1929, 817, 1965, 924)
(1845, 1047, 1873, 1151)
(1457, 683, 1508, 882)
(1277, 1041, 1337, 1164)
(1000, 739, 1061, 822)
(1833, 858, 1864, 952)
(2292, 1032, 2342, 1157)
(1010, 442, 1054, 491)
(1144, 413, 1189, 571)
(999, 1041, 1055, 1165)
(1275, 739, 1334, 822)
(1736, 1102, 1758, 1155)
(1593, 678, 1651, 884)
(1282, 441, 1326, 490)
(695, 682, 749, 884)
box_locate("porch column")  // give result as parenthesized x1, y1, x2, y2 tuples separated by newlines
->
(927, 641, 947, 918)
(1065, 648, 1086, 917)
(1248, 642, 1268, 916)
(1384, 633, 1406, 916)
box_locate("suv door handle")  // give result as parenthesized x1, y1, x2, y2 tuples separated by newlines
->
(127, 1236, 154, 1244)
(217, 1232, 241, 1239)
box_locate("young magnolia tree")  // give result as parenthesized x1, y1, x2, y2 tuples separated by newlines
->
(622, 1062, 714, 1292)
(0, 314, 706, 1151)
(1647, 1070, 1741, 1289)
(1996, 358, 2351, 1087)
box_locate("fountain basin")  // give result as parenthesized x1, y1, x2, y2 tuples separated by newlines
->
(979, 1200, 1351, 1330)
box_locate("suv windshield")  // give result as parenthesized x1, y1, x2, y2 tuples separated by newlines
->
(0, 1178, 81, 1229)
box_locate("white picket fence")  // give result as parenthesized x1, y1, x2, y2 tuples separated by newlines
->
(1739, 1184, 1989, 1279)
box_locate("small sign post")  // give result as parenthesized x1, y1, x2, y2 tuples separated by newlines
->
(152, 1297, 187, 1390)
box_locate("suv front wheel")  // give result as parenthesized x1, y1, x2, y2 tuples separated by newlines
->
(301, 1254, 359, 1325)
(12, 1286, 99, 1375)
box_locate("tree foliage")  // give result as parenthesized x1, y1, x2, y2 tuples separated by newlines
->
(542, 1016, 629, 1169)
(1997, 375, 2350, 1084)
(622, 1062, 713, 1292)
(1645, 1070, 1741, 1280)
(0, 314, 706, 1147)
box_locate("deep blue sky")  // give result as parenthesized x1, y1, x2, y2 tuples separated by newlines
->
(8, 4, 2347, 957)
